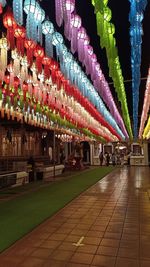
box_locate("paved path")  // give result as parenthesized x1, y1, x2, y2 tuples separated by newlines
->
(0, 166, 150, 267)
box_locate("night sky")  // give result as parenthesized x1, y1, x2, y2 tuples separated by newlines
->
(6, 0, 150, 129)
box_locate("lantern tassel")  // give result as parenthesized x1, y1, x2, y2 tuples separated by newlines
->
(13, 0, 23, 26)
(45, 35, 53, 58)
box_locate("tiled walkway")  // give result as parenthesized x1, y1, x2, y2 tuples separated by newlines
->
(0, 166, 150, 267)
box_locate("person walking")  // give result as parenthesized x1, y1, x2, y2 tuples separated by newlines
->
(99, 152, 104, 166)
(112, 153, 116, 166)
(106, 152, 110, 166)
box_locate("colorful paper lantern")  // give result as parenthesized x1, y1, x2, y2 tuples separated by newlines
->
(3, 9, 17, 49)
(0, 36, 8, 73)
(14, 25, 25, 56)
(13, 0, 23, 25)
(24, 39, 36, 66)
(70, 14, 82, 53)
(42, 20, 54, 58)
(34, 45, 44, 73)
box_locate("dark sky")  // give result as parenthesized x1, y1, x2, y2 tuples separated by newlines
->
(6, 0, 150, 128)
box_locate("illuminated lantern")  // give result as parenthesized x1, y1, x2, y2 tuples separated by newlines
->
(90, 53, 97, 76)
(84, 45, 93, 75)
(50, 61, 59, 83)
(24, 39, 36, 66)
(0, 37, 8, 73)
(3, 9, 17, 49)
(42, 56, 51, 79)
(30, 63, 37, 83)
(103, 7, 112, 22)
(34, 45, 44, 74)
(14, 76, 20, 93)
(22, 82, 28, 100)
(4, 74, 10, 85)
(70, 15, 82, 53)
(52, 32, 64, 57)
(33, 3, 45, 44)
(77, 27, 90, 62)
(13, 0, 23, 25)
(42, 20, 54, 58)
(7, 63, 14, 87)
(11, 50, 21, 77)
(52, 32, 63, 46)
(20, 56, 29, 81)
(55, 70, 63, 90)
(0, 0, 6, 14)
(24, 0, 36, 40)
(64, 0, 75, 39)
(24, 0, 45, 44)
(14, 26, 26, 56)
(55, 0, 64, 27)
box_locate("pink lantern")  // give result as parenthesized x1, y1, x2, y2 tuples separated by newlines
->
(84, 45, 93, 75)
(64, 0, 75, 39)
(77, 27, 87, 62)
(92, 63, 100, 81)
(70, 14, 81, 53)
(55, 0, 63, 27)
(89, 53, 97, 77)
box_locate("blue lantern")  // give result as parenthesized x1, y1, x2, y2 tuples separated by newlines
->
(52, 32, 64, 60)
(13, 0, 23, 25)
(24, 0, 45, 44)
(33, 3, 45, 44)
(42, 20, 54, 58)
(52, 32, 64, 46)
(24, 0, 37, 40)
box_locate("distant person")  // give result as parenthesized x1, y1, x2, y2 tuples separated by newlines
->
(48, 146, 52, 163)
(127, 152, 131, 166)
(99, 152, 104, 166)
(106, 152, 110, 166)
(27, 156, 35, 182)
(112, 153, 116, 166)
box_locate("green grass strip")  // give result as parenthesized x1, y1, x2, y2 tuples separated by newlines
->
(0, 166, 114, 252)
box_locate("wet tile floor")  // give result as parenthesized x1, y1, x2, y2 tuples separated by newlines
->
(0, 166, 150, 267)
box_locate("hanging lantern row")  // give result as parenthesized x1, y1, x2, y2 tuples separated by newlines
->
(2, 10, 125, 141)
(143, 116, 150, 140)
(0, 42, 121, 142)
(129, 0, 148, 138)
(54, 0, 131, 139)
(0, 84, 93, 143)
(11, 0, 128, 139)
(56, 45, 126, 140)
(139, 68, 150, 139)
(0, 37, 120, 142)
(90, 0, 133, 138)
(0, 71, 116, 142)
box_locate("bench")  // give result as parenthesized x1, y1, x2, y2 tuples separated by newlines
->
(0, 171, 29, 189)
(35, 165, 65, 181)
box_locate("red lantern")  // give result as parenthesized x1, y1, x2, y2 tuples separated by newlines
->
(3, 9, 17, 49)
(4, 74, 10, 85)
(24, 39, 36, 66)
(34, 45, 44, 74)
(14, 26, 26, 56)
(55, 70, 63, 90)
(14, 77, 20, 91)
(50, 61, 59, 83)
(0, 4, 3, 14)
(22, 82, 28, 101)
(42, 57, 51, 79)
